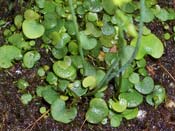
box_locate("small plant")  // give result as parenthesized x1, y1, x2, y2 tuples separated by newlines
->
(1, 0, 173, 128)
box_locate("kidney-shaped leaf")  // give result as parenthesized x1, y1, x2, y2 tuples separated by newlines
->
(80, 32, 97, 50)
(22, 20, 45, 39)
(51, 98, 77, 123)
(53, 61, 76, 80)
(131, 34, 164, 60)
(135, 76, 154, 94)
(111, 98, 127, 113)
(119, 90, 143, 108)
(23, 51, 41, 68)
(86, 98, 108, 124)
(146, 85, 165, 107)
(0, 45, 22, 68)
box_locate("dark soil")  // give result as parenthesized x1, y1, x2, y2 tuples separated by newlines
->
(0, 1, 175, 131)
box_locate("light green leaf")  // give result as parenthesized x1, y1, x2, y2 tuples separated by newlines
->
(53, 60, 76, 80)
(51, 98, 77, 123)
(131, 34, 164, 60)
(122, 108, 138, 120)
(23, 51, 40, 68)
(135, 76, 154, 94)
(22, 20, 45, 39)
(86, 98, 108, 124)
(80, 32, 97, 50)
(119, 89, 143, 108)
(0, 45, 22, 68)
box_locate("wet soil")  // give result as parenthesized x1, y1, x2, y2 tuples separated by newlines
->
(0, 0, 175, 131)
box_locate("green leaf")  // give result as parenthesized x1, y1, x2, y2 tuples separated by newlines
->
(142, 5, 154, 23)
(84, 22, 102, 37)
(23, 51, 40, 68)
(146, 85, 165, 107)
(43, 13, 58, 30)
(42, 87, 59, 104)
(111, 99, 127, 112)
(86, 98, 108, 124)
(35, 0, 45, 8)
(52, 47, 68, 59)
(100, 35, 115, 48)
(20, 93, 33, 105)
(109, 111, 122, 127)
(46, 72, 58, 85)
(131, 34, 164, 60)
(155, 8, 169, 21)
(68, 80, 87, 97)
(101, 22, 115, 36)
(0, 45, 22, 68)
(87, 12, 98, 22)
(121, 45, 135, 65)
(102, 0, 116, 15)
(113, 0, 132, 7)
(119, 89, 143, 108)
(122, 108, 138, 120)
(71, 55, 83, 69)
(51, 98, 77, 123)
(14, 15, 23, 29)
(24, 9, 40, 20)
(119, 78, 133, 92)
(80, 32, 97, 50)
(22, 20, 45, 39)
(68, 41, 78, 55)
(84, 0, 102, 13)
(53, 60, 76, 81)
(82, 76, 97, 90)
(17, 79, 29, 90)
(136, 59, 146, 68)
(135, 77, 154, 95)
(129, 73, 140, 84)
(51, 32, 71, 49)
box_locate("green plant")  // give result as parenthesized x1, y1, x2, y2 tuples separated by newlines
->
(1, 0, 171, 128)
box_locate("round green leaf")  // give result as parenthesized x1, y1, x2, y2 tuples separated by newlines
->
(111, 98, 127, 113)
(53, 61, 76, 80)
(135, 76, 154, 94)
(43, 13, 57, 29)
(42, 87, 59, 104)
(131, 34, 164, 60)
(146, 85, 165, 107)
(14, 15, 23, 29)
(129, 73, 140, 84)
(0, 45, 22, 68)
(46, 72, 58, 85)
(17, 79, 29, 90)
(51, 98, 77, 123)
(52, 47, 68, 59)
(102, 0, 116, 15)
(82, 76, 96, 89)
(110, 113, 122, 127)
(101, 22, 115, 36)
(80, 32, 97, 50)
(24, 9, 40, 20)
(122, 108, 138, 120)
(22, 20, 45, 39)
(84, 0, 102, 12)
(20, 93, 32, 105)
(23, 51, 41, 68)
(68, 80, 87, 97)
(86, 98, 108, 124)
(119, 90, 143, 108)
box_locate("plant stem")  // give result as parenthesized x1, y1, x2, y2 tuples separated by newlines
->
(68, 0, 85, 69)
(86, 0, 145, 96)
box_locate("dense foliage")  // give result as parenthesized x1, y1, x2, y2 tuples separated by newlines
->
(1, 0, 174, 127)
